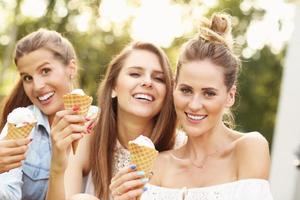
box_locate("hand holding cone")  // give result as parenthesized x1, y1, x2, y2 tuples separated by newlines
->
(128, 136, 158, 199)
(63, 90, 93, 154)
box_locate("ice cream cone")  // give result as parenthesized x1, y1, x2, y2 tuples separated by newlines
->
(5, 123, 35, 140)
(63, 93, 93, 154)
(128, 142, 158, 178)
(128, 142, 158, 200)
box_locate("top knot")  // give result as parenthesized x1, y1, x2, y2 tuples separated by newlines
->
(199, 13, 233, 50)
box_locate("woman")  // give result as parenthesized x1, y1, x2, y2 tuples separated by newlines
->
(111, 13, 273, 200)
(0, 28, 96, 200)
(46, 41, 179, 200)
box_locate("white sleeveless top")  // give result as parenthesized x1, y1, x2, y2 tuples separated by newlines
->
(141, 179, 273, 200)
(84, 130, 187, 195)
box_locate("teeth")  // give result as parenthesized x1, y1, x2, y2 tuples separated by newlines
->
(38, 92, 54, 101)
(187, 113, 206, 120)
(133, 93, 153, 101)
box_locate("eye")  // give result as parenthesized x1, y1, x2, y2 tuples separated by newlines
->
(21, 75, 32, 82)
(204, 91, 216, 97)
(179, 87, 192, 95)
(41, 68, 51, 75)
(153, 76, 165, 83)
(129, 72, 140, 77)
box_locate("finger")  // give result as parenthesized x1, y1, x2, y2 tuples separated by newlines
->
(111, 165, 137, 183)
(54, 114, 87, 132)
(0, 138, 31, 148)
(56, 124, 88, 141)
(55, 133, 83, 151)
(0, 154, 26, 165)
(51, 109, 74, 126)
(110, 170, 146, 191)
(114, 178, 148, 197)
(0, 162, 22, 173)
(0, 145, 28, 156)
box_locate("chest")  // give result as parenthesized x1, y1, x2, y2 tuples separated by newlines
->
(161, 153, 237, 188)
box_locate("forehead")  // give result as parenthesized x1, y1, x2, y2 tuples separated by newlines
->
(122, 49, 163, 72)
(17, 48, 55, 70)
(178, 59, 225, 88)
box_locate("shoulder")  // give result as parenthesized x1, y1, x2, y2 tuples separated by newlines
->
(150, 150, 173, 185)
(234, 132, 270, 179)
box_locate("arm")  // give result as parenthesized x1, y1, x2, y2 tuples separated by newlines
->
(46, 109, 89, 200)
(236, 132, 271, 179)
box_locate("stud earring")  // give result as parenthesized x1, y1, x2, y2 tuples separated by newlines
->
(111, 90, 117, 98)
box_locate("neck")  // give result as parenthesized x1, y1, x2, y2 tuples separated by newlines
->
(184, 122, 230, 159)
(117, 114, 154, 148)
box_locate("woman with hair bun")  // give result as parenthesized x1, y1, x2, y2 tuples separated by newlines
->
(111, 12, 273, 200)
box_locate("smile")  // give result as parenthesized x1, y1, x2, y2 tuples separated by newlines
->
(185, 112, 207, 121)
(133, 93, 154, 102)
(38, 92, 55, 101)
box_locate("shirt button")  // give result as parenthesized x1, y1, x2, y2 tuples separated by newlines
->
(33, 171, 39, 178)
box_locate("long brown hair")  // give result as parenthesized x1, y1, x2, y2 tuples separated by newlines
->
(90, 41, 177, 199)
(0, 28, 77, 131)
(176, 13, 240, 128)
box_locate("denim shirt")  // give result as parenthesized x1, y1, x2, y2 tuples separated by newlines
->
(0, 104, 98, 200)
(0, 105, 51, 200)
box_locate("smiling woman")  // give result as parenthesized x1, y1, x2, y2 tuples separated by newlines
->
(0, 28, 96, 200)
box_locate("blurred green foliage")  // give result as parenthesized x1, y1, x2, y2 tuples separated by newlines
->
(0, 0, 286, 148)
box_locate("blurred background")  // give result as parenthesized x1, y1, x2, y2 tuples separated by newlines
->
(0, 0, 299, 199)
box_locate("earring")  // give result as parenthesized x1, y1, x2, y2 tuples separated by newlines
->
(111, 90, 117, 98)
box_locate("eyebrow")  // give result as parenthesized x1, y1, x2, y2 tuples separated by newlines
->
(20, 61, 50, 76)
(178, 83, 218, 91)
(127, 66, 164, 74)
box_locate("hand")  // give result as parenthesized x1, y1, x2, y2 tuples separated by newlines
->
(0, 138, 31, 173)
(50, 108, 89, 173)
(110, 164, 149, 200)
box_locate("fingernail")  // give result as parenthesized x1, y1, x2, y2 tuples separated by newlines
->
(130, 164, 136, 170)
(143, 187, 148, 192)
(141, 178, 149, 183)
(136, 171, 145, 176)
(72, 105, 80, 111)
(87, 123, 95, 130)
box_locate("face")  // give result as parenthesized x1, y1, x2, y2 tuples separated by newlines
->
(114, 49, 167, 121)
(17, 48, 75, 119)
(173, 59, 235, 137)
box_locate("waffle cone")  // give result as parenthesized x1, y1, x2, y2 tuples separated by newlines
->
(63, 94, 93, 116)
(5, 123, 35, 140)
(128, 142, 158, 178)
(63, 93, 93, 154)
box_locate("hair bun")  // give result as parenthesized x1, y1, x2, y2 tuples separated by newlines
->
(211, 13, 231, 35)
(199, 12, 233, 49)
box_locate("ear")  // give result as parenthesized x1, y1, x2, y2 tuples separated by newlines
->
(66, 59, 77, 78)
(225, 85, 236, 108)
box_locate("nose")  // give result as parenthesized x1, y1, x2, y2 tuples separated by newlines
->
(140, 75, 152, 88)
(188, 95, 203, 111)
(33, 76, 46, 91)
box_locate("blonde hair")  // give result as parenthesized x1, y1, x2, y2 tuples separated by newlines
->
(176, 13, 240, 128)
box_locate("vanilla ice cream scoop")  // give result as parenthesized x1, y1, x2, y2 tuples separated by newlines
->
(7, 107, 37, 128)
(70, 89, 85, 95)
(129, 135, 155, 149)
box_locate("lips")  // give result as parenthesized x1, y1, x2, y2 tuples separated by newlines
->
(133, 93, 155, 102)
(185, 112, 207, 121)
(37, 92, 55, 102)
